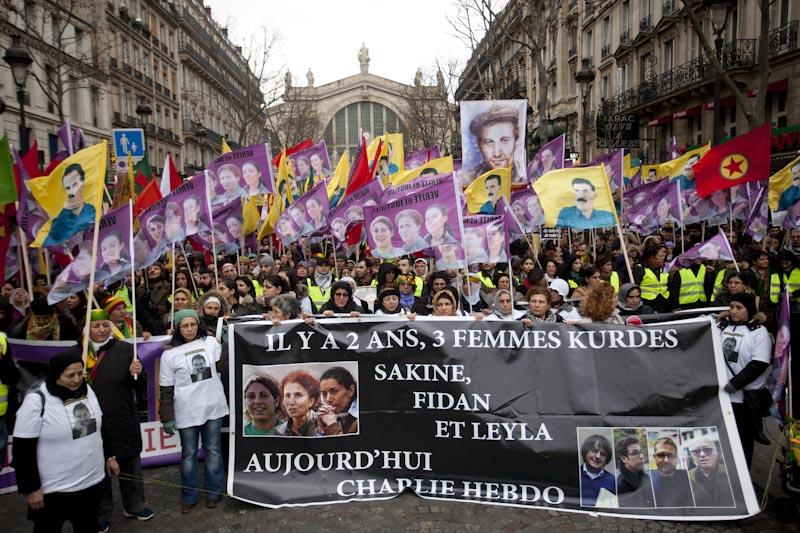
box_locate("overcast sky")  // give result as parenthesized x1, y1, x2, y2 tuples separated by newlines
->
(205, 0, 474, 87)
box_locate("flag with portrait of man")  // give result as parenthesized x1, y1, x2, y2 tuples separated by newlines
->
(464, 167, 511, 215)
(28, 141, 107, 247)
(768, 155, 800, 218)
(533, 166, 619, 229)
(460, 100, 527, 187)
(389, 155, 454, 186)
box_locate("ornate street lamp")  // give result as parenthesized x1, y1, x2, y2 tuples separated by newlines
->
(135, 96, 152, 129)
(705, 0, 735, 144)
(574, 58, 596, 162)
(4, 35, 33, 153)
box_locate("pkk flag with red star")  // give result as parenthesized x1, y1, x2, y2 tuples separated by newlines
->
(695, 124, 771, 198)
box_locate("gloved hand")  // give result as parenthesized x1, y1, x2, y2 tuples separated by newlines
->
(723, 382, 737, 394)
(163, 420, 176, 435)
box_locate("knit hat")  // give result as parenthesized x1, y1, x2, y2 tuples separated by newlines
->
(90, 309, 109, 322)
(729, 292, 757, 320)
(173, 309, 199, 328)
(48, 350, 84, 382)
(102, 296, 126, 314)
(259, 254, 275, 267)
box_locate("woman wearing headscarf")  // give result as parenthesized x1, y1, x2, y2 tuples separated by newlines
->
(83, 310, 153, 528)
(430, 289, 463, 317)
(484, 289, 526, 321)
(102, 296, 148, 340)
(374, 287, 406, 315)
(158, 309, 228, 513)
(13, 351, 114, 532)
(9, 287, 30, 325)
(141, 262, 171, 323)
(717, 293, 772, 468)
(411, 273, 451, 315)
(196, 290, 228, 338)
(616, 283, 654, 316)
(10, 297, 79, 341)
(459, 274, 489, 315)
(319, 281, 363, 317)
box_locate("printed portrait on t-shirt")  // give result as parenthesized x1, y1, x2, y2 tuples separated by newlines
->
(67, 399, 97, 440)
(721, 334, 742, 363)
(187, 351, 212, 383)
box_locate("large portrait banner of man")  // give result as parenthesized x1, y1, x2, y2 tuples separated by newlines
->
(227, 317, 759, 519)
(460, 100, 528, 186)
(533, 166, 619, 230)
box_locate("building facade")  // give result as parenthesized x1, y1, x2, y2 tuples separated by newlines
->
(455, 0, 799, 165)
(1, 0, 265, 177)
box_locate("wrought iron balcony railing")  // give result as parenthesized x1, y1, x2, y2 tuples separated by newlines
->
(769, 20, 799, 57)
(606, 39, 756, 115)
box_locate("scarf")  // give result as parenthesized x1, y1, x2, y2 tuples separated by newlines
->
(45, 379, 88, 402)
(27, 313, 60, 341)
(399, 292, 415, 310)
(86, 337, 113, 384)
(314, 271, 333, 292)
(463, 282, 482, 306)
(112, 316, 134, 339)
(523, 310, 558, 323)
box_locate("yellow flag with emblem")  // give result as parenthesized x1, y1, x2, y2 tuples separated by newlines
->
(664, 144, 711, 185)
(390, 155, 453, 186)
(221, 137, 232, 154)
(258, 150, 293, 239)
(242, 195, 262, 235)
(327, 151, 350, 200)
(768, 155, 800, 211)
(29, 141, 107, 247)
(464, 167, 511, 214)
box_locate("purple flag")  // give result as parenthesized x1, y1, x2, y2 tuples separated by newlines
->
(591, 150, 624, 192)
(744, 187, 769, 242)
(136, 172, 212, 262)
(287, 140, 331, 195)
(327, 178, 383, 242)
(382, 173, 452, 203)
(13, 148, 48, 242)
(509, 188, 544, 231)
(285, 180, 329, 240)
(782, 195, 800, 229)
(463, 214, 508, 265)
(495, 196, 526, 241)
(681, 187, 730, 226)
(405, 145, 440, 170)
(208, 143, 275, 201)
(626, 179, 681, 234)
(527, 134, 565, 182)
(48, 204, 132, 304)
(364, 176, 462, 259)
(666, 232, 735, 271)
(768, 290, 791, 419)
(204, 198, 243, 252)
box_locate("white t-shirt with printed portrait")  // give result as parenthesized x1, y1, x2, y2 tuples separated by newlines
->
(13, 383, 105, 494)
(159, 336, 229, 429)
(720, 323, 772, 403)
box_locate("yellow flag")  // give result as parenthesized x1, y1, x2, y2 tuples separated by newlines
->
(242, 195, 261, 235)
(664, 144, 711, 185)
(623, 153, 638, 182)
(768, 155, 800, 211)
(390, 155, 454, 186)
(29, 141, 107, 247)
(327, 151, 350, 200)
(257, 194, 278, 241)
(532, 166, 619, 229)
(368, 133, 404, 178)
(258, 150, 293, 239)
(464, 167, 511, 214)
(221, 137, 232, 154)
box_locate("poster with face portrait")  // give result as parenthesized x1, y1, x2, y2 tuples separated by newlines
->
(527, 134, 565, 182)
(135, 172, 211, 263)
(682, 188, 729, 226)
(208, 143, 275, 202)
(590, 150, 624, 193)
(767, 155, 800, 213)
(461, 100, 527, 186)
(404, 145, 440, 171)
(65, 397, 98, 440)
(664, 145, 710, 192)
(666, 233, 735, 271)
(463, 215, 508, 266)
(533, 166, 619, 230)
(206, 198, 244, 252)
(510, 188, 545, 231)
(625, 180, 681, 234)
(281, 181, 330, 241)
(326, 178, 384, 243)
(730, 185, 750, 221)
(47, 204, 133, 305)
(364, 176, 463, 259)
(494, 197, 527, 241)
(287, 140, 331, 195)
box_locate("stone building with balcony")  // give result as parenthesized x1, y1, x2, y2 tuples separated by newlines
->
(455, 0, 799, 165)
(1, 0, 110, 166)
(177, 0, 265, 174)
(104, 0, 183, 174)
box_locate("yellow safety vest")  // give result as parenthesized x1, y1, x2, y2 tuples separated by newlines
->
(114, 285, 134, 313)
(567, 278, 579, 289)
(770, 268, 800, 304)
(477, 272, 495, 289)
(609, 271, 620, 293)
(0, 333, 8, 416)
(640, 267, 670, 301)
(414, 276, 424, 297)
(678, 265, 707, 305)
(306, 279, 331, 309)
(253, 279, 263, 298)
(710, 269, 727, 302)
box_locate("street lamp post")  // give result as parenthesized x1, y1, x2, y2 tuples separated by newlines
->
(135, 97, 152, 170)
(574, 58, 596, 163)
(4, 35, 33, 154)
(706, 0, 734, 145)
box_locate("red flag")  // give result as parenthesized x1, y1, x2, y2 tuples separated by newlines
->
(344, 137, 371, 197)
(160, 153, 182, 195)
(346, 222, 363, 246)
(133, 179, 163, 216)
(695, 124, 771, 197)
(271, 139, 313, 167)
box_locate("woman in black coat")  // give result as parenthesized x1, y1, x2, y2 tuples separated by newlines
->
(83, 310, 153, 527)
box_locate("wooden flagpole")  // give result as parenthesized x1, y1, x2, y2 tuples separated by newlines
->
(16, 227, 34, 300)
(128, 201, 139, 379)
(615, 222, 635, 284)
(170, 242, 176, 328)
(81, 217, 102, 367)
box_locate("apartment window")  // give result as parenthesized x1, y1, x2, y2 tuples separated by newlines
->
(618, 64, 629, 92)
(663, 39, 674, 72)
(373, 104, 384, 135)
(602, 17, 611, 47)
(602, 75, 610, 99)
(727, 6, 738, 41)
(766, 91, 788, 127)
(769, 0, 790, 28)
(122, 38, 129, 64)
(361, 103, 371, 135)
(641, 0, 651, 18)
(688, 114, 703, 146)
(621, 1, 630, 32)
(45, 65, 57, 114)
(68, 77, 80, 120)
(49, 134, 59, 162)
(123, 89, 131, 117)
(585, 30, 593, 59)
(133, 46, 140, 69)
(91, 86, 100, 128)
(724, 104, 737, 138)
(690, 21, 703, 59)
(74, 27, 84, 58)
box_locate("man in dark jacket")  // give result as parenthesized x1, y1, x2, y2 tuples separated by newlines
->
(615, 435, 654, 507)
(83, 310, 154, 530)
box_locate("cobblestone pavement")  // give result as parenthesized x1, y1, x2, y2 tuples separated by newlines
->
(2, 420, 798, 532)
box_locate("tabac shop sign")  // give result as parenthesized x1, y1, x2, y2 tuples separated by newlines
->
(597, 113, 640, 149)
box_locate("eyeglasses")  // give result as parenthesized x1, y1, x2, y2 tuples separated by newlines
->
(655, 452, 676, 459)
(625, 450, 643, 456)
(690, 447, 715, 456)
